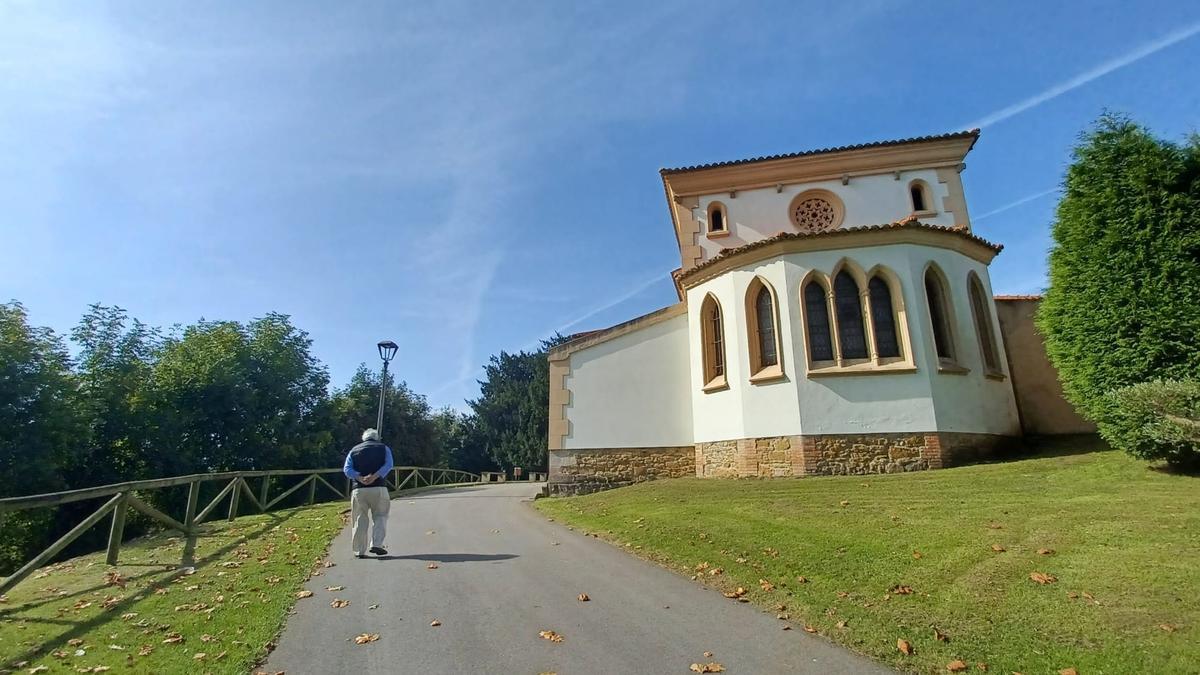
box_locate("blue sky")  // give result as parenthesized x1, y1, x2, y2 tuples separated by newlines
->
(2, 1, 1198, 410)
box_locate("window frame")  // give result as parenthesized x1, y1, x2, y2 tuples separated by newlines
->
(801, 262, 916, 377)
(923, 263, 967, 374)
(706, 201, 730, 239)
(745, 277, 785, 383)
(700, 294, 729, 392)
(967, 272, 1005, 379)
(907, 179, 937, 218)
(866, 272, 904, 362)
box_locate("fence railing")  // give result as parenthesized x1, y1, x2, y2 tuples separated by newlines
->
(0, 465, 480, 596)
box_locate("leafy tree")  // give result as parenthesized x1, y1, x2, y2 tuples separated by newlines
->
(468, 335, 568, 471)
(329, 365, 438, 467)
(1038, 114, 1200, 459)
(0, 302, 82, 570)
(430, 406, 497, 474)
(70, 305, 160, 487)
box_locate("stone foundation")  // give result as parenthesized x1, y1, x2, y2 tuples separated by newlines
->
(548, 446, 695, 496)
(550, 433, 1016, 495)
(695, 432, 1016, 478)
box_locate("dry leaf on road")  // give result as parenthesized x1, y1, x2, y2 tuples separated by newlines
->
(368, 604, 379, 610)
(897, 639, 914, 655)
(577, 593, 590, 602)
(689, 663, 725, 673)
(703, 651, 713, 657)
(295, 591, 313, 599)
(539, 630, 564, 643)
(427, 563, 439, 570)
(325, 586, 344, 592)
(330, 599, 350, 608)
(430, 620, 442, 627)
(353, 633, 379, 645)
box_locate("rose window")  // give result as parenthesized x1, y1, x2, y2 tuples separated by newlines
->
(791, 197, 838, 232)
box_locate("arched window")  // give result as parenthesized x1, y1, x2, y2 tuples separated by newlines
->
(700, 295, 726, 387)
(909, 180, 934, 215)
(968, 273, 1002, 374)
(833, 271, 868, 360)
(803, 280, 834, 362)
(746, 279, 781, 376)
(867, 276, 900, 358)
(707, 202, 728, 235)
(924, 267, 956, 362)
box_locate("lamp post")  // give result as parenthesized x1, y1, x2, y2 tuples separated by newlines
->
(376, 340, 398, 436)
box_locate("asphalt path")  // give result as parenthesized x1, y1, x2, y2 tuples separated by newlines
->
(264, 482, 890, 674)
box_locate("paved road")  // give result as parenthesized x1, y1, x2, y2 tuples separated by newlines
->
(265, 483, 889, 675)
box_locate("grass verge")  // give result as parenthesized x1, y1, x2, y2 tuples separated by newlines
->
(0, 502, 347, 674)
(534, 439, 1199, 674)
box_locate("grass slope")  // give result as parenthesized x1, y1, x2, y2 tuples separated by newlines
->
(0, 502, 346, 674)
(535, 440, 1200, 674)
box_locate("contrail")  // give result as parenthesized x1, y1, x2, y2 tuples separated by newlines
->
(964, 21, 1200, 129)
(555, 271, 667, 333)
(973, 187, 1060, 222)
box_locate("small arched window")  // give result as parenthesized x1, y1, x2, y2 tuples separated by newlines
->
(746, 280, 780, 376)
(833, 271, 868, 360)
(968, 274, 1002, 374)
(867, 276, 900, 358)
(803, 281, 834, 362)
(909, 180, 935, 215)
(700, 295, 726, 387)
(707, 202, 728, 235)
(924, 268, 956, 362)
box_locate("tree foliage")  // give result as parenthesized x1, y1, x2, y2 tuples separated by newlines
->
(1038, 114, 1200, 459)
(329, 365, 438, 467)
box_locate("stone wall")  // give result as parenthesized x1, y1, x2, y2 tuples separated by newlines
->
(548, 446, 695, 496)
(805, 433, 931, 475)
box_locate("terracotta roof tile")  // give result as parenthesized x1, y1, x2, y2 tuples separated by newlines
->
(678, 220, 1003, 282)
(660, 129, 980, 175)
(994, 294, 1043, 301)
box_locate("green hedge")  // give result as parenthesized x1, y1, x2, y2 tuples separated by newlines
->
(1103, 379, 1200, 468)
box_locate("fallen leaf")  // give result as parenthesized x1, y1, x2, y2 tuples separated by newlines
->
(689, 663, 725, 673)
(28, 667, 49, 674)
(430, 620, 441, 627)
(1029, 572, 1058, 585)
(703, 651, 713, 658)
(897, 639, 914, 655)
(722, 587, 747, 599)
(353, 633, 380, 645)
(987, 523, 1003, 530)
(1037, 548, 1055, 555)
(577, 593, 590, 602)
(835, 620, 847, 629)
(977, 664, 988, 671)
(295, 590, 314, 599)
(137, 646, 153, 656)
(325, 586, 344, 592)
(68, 639, 84, 647)
(933, 627, 950, 642)
(162, 633, 184, 644)
(330, 599, 350, 608)
(368, 604, 380, 610)
(104, 570, 127, 589)
(427, 563, 439, 570)
(912, 551, 923, 559)
(803, 625, 817, 633)
(890, 585, 914, 595)
(194, 652, 207, 660)
(322, 561, 336, 568)
(538, 630, 564, 643)
(426, 530, 436, 535)
(796, 576, 808, 583)
(1159, 623, 1177, 632)
(759, 579, 775, 592)
(990, 544, 1006, 553)
(200, 634, 216, 643)
(840, 500, 850, 507)
(1059, 669, 1078, 675)
(947, 660, 968, 672)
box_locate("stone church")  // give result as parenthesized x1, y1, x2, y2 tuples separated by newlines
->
(547, 130, 1092, 495)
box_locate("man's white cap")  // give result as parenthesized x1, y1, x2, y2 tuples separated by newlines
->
(362, 428, 380, 442)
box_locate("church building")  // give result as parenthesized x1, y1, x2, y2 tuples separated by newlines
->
(547, 130, 1091, 495)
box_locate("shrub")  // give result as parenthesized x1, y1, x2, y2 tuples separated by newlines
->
(1037, 114, 1200, 431)
(1102, 379, 1200, 468)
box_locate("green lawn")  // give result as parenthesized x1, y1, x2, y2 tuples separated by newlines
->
(535, 439, 1200, 674)
(0, 502, 346, 674)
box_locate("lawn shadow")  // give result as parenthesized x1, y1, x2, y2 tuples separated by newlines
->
(0, 509, 323, 668)
(373, 553, 518, 563)
(993, 433, 1110, 462)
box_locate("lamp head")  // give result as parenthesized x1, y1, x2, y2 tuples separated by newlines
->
(377, 340, 398, 363)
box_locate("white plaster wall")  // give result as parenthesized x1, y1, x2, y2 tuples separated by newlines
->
(695, 170, 957, 261)
(563, 312, 694, 449)
(685, 242, 1020, 442)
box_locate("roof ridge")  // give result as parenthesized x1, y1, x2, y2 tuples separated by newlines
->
(660, 129, 980, 175)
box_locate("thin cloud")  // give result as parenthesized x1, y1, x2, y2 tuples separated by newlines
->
(973, 187, 1060, 222)
(964, 21, 1200, 129)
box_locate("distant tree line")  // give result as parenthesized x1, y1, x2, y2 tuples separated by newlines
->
(0, 301, 563, 572)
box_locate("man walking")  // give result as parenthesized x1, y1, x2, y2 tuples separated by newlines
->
(343, 428, 394, 558)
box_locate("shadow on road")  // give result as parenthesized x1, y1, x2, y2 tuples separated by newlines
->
(373, 553, 518, 563)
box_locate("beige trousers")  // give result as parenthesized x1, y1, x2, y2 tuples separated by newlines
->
(350, 486, 390, 554)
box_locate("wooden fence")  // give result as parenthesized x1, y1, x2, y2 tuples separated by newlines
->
(0, 465, 479, 596)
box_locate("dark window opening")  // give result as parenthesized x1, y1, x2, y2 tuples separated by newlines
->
(833, 271, 868, 359)
(710, 207, 725, 232)
(925, 271, 954, 360)
(755, 286, 778, 368)
(911, 185, 927, 212)
(868, 277, 900, 358)
(804, 282, 834, 362)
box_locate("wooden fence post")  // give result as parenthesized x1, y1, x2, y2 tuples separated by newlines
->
(105, 492, 130, 566)
(227, 478, 241, 522)
(259, 477, 271, 512)
(182, 480, 200, 566)
(306, 475, 317, 505)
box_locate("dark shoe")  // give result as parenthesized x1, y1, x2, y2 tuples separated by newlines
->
(355, 553, 367, 559)
(369, 547, 388, 556)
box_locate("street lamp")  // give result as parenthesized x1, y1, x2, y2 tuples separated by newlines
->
(376, 340, 398, 435)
